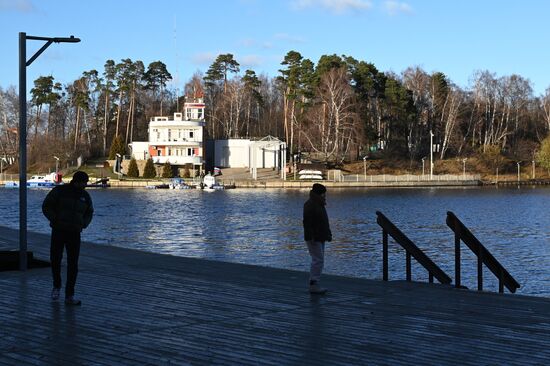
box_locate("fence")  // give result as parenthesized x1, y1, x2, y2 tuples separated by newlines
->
(331, 173, 481, 183)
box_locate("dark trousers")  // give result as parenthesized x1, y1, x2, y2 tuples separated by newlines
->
(50, 228, 81, 297)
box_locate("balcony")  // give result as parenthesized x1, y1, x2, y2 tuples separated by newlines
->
(150, 139, 202, 147)
(152, 156, 203, 165)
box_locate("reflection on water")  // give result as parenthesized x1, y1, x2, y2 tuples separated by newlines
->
(0, 186, 548, 297)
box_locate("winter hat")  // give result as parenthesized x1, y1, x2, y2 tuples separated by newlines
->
(311, 183, 327, 195)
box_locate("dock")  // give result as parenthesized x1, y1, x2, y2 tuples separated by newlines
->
(1, 226, 549, 365)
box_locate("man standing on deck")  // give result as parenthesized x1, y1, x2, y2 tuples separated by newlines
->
(42, 171, 93, 305)
(303, 183, 332, 294)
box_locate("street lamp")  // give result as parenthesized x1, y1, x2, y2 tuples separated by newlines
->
(363, 155, 367, 180)
(421, 157, 426, 177)
(516, 162, 521, 183)
(462, 158, 468, 178)
(532, 160, 535, 180)
(429, 130, 434, 180)
(53, 155, 59, 173)
(19, 32, 80, 270)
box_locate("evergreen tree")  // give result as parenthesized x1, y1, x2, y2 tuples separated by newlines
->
(127, 157, 139, 177)
(142, 158, 156, 178)
(108, 135, 126, 160)
(161, 161, 173, 178)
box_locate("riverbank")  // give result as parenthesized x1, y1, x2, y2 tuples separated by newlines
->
(0, 177, 483, 188)
(1, 225, 549, 365)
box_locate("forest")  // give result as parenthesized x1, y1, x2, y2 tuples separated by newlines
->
(1, 51, 550, 175)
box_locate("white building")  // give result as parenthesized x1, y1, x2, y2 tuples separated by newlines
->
(208, 136, 286, 179)
(129, 99, 205, 172)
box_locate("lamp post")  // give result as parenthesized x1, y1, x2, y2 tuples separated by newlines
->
(363, 155, 367, 180)
(462, 158, 467, 179)
(19, 32, 80, 270)
(421, 157, 426, 177)
(429, 130, 434, 180)
(53, 155, 59, 173)
(532, 160, 535, 180)
(516, 162, 521, 183)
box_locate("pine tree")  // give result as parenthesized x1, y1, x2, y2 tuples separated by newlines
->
(142, 158, 157, 178)
(108, 135, 126, 160)
(161, 162, 173, 178)
(127, 157, 139, 178)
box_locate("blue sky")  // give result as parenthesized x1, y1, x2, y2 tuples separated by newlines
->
(1, 0, 549, 95)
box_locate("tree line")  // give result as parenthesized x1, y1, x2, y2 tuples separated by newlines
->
(1, 51, 550, 171)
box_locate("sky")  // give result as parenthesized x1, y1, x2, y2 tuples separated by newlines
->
(1, 0, 549, 96)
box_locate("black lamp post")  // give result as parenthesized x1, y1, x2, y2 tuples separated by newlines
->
(18, 32, 80, 270)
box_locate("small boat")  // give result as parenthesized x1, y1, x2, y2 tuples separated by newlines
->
(4, 172, 62, 188)
(202, 174, 224, 191)
(146, 183, 170, 189)
(298, 169, 324, 180)
(299, 174, 323, 180)
(87, 177, 110, 188)
(169, 178, 193, 189)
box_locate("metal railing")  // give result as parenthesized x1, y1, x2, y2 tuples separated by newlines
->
(446, 211, 520, 294)
(376, 211, 452, 285)
(339, 174, 481, 182)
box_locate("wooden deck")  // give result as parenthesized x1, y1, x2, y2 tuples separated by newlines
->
(1, 225, 549, 365)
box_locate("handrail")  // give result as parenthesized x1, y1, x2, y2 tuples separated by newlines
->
(446, 211, 520, 294)
(376, 211, 452, 285)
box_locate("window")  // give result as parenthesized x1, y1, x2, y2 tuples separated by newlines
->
(197, 109, 203, 119)
(168, 129, 171, 141)
(189, 131, 194, 139)
(187, 148, 193, 156)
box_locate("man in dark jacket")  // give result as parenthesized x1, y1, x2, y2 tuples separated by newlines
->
(303, 183, 332, 294)
(42, 171, 93, 305)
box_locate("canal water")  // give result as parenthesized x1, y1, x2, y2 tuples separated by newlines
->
(0, 186, 548, 297)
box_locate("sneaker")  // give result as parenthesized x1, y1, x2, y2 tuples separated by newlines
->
(309, 283, 328, 295)
(51, 288, 61, 301)
(65, 296, 82, 306)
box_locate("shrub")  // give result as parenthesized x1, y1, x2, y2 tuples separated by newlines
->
(127, 157, 139, 178)
(161, 162, 173, 178)
(142, 158, 157, 178)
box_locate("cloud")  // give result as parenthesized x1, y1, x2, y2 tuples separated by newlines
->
(191, 52, 216, 66)
(0, 0, 35, 12)
(239, 55, 264, 68)
(273, 33, 306, 44)
(291, 0, 372, 14)
(383, 1, 413, 16)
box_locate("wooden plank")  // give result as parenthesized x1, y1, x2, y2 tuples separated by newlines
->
(0, 225, 548, 365)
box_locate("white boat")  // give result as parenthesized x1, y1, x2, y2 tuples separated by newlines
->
(4, 172, 62, 188)
(169, 178, 193, 189)
(202, 174, 224, 190)
(298, 169, 323, 175)
(299, 174, 323, 180)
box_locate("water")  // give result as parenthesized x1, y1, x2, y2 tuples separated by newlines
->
(1, 186, 549, 297)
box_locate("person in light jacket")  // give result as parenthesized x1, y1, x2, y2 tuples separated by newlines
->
(42, 171, 93, 305)
(303, 183, 332, 294)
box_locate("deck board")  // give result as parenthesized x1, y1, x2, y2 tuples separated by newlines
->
(0, 225, 549, 365)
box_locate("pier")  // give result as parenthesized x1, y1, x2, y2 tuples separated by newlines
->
(1, 226, 549, 365)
